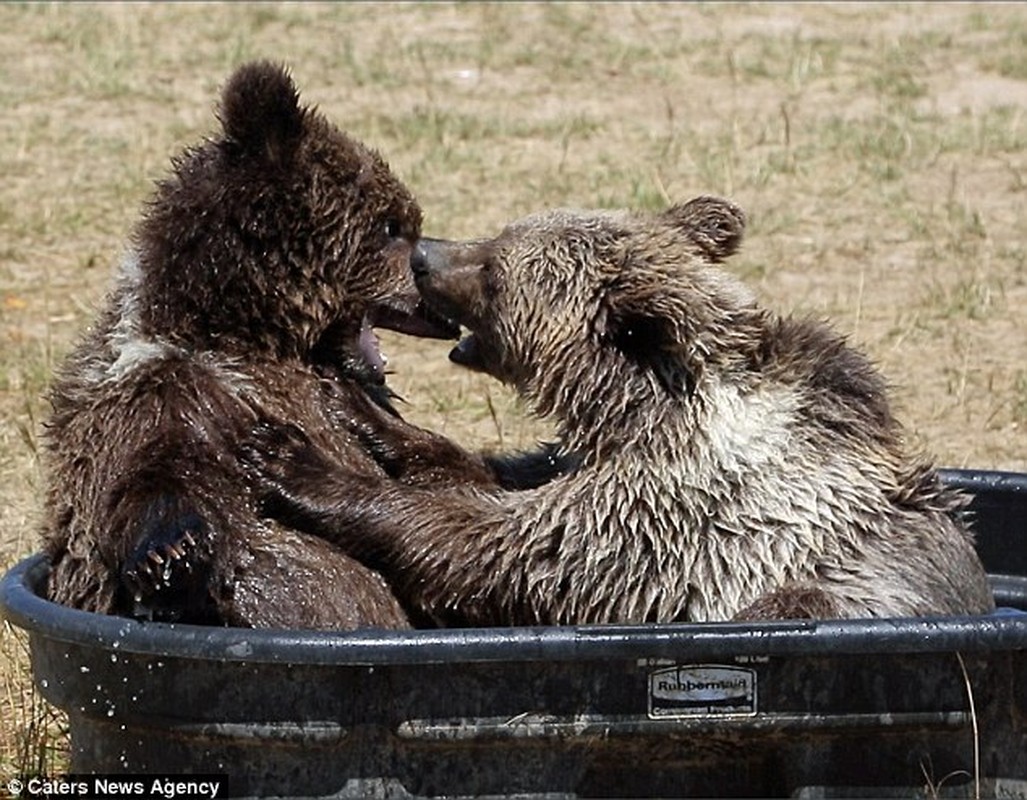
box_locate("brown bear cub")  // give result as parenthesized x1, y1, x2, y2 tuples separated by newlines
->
(42, 61, 511, 629)
(252, 196, 995, 625)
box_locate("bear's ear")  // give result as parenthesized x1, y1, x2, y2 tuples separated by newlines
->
(663, 195, 746, 262)
(218, 60, 305, 166)
(595, 272, 690, 360)
(594, 277, 700, 394)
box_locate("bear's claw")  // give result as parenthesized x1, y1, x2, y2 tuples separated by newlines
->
(124, 526, 199, 597)
(120, 501, 212, 620)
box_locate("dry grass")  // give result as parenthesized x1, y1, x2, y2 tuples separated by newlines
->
(1, 1, 1025, 775)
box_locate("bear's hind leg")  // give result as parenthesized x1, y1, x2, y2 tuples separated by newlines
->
(119, 492, 218, 622)
(732, 583, 843, 622)
(225, 522, 411, 630)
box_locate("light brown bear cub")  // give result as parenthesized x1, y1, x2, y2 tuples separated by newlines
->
(253, 196, 994, 625)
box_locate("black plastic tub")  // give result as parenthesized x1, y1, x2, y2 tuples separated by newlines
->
(2, 468, 1026, 798)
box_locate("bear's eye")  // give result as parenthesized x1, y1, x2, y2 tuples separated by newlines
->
(384, 218, 403, 239)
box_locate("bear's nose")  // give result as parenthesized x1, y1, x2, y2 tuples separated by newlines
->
(410, 241, 431, 279)
(411, 238, 447, 279)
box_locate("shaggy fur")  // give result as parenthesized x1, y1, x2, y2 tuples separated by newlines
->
(42, 61, 505, 630)
(249, 196, 995, 625)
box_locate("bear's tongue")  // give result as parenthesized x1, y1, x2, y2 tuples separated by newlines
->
(357, 302, 461, 381)
(358, 316, 387, 380)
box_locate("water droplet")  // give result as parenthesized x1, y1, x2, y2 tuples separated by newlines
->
(107, 707, 116, 718)
(79, 665, 90, 673)
(40, 679, 48, 689)
(110, 654, 118, 663)
(452, 68, 480, 84)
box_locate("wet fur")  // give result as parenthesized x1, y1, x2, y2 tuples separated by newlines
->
(42, 62, 505, 630)
(250, 196, 994, 625)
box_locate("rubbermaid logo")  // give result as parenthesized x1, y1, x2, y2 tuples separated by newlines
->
(648, 665, 757, 719)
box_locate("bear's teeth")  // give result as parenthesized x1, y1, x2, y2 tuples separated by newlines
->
(358, 315, 386, 377)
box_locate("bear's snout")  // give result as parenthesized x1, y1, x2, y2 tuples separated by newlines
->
(410, 238, 449, 280)
(410, 237, 489, 330)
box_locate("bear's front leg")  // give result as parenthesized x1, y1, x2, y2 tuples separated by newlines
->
(242, 420, 513, 626)
(484, 444, 577, 490)
(240, 422, 359, 532)
(343, 385, 574, 490)
(340, 387, 499, 487)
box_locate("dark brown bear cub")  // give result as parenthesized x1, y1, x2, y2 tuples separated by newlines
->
(42, 61, 497, 629)
(252, 196, 995, 625)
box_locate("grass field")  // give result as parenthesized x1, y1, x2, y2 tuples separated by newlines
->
(1, 2, 1025, 777)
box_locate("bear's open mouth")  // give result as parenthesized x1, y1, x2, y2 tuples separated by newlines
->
(449, 334, 488, 373)
(358, 300, 461, 380)
(371, 300, 459, 341)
